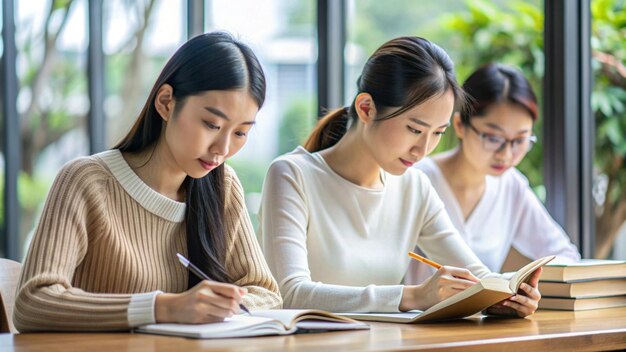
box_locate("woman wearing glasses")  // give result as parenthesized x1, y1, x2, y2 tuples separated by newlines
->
(405, 63, 580, 285)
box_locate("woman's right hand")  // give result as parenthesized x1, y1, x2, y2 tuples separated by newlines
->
(400, 266, 478, 311)
(155, 280, 247, 323)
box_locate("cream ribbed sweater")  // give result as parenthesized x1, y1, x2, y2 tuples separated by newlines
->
(13, 150, 281, 332)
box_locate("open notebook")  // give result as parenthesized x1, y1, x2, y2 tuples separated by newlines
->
(340, 255, 555, 323)
(136, 309, 369, 339)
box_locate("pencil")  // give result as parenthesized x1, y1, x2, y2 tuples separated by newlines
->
(176, 253, 251, 315)
(408, 251, 442, 269)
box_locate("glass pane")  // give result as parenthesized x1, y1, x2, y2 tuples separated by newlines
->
(0, 2, 4, 258)
(346, 0, 546, 195)
(207, 0, 317, 230)
(104, 0, 185, 146)
(15, 0, 89, 259)
(591, 0, 626, 259)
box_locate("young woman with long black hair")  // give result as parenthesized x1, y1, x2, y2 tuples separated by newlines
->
(14, 32, 281, 332)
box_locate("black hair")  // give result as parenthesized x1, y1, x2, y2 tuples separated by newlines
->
(460, 63, 538, 124)
(304, 36, 465, 152)
(115, 32, 266, 287)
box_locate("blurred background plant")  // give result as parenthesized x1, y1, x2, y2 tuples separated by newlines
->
(10, 0, 86, 250)
(588, 0, 626, 258)
(4, 0, 164, 255)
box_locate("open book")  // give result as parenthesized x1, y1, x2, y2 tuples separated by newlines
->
(340, 255, 555, 323)
(136, 309, 369, 339)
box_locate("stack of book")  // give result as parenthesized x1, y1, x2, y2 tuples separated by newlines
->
(538, 259, 626, 311)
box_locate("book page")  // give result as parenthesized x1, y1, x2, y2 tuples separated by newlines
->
(413, 278, 511, 322)
(338, 310, 424, 323)
(546, 259, 626, 267)
(253, 309, 362, 329)
(137, 315, 286, 338)
(508, 255, 555, 292)
(137, 311, 367, 338)
(252, 309, 309, 328)
(294, 320, 370, 331)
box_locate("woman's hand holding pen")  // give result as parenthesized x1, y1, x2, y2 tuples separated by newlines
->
(155, 281, 248, 323)
(400, 266, 479, 311)
(483, 267, 542, 318)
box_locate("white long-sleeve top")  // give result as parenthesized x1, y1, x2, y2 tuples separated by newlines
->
(259, 147, 492, 313)
(404, 157, 581, 284)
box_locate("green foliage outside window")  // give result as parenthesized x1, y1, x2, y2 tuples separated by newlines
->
(589, 0, 626, 257)
(278, 97, 315, 156)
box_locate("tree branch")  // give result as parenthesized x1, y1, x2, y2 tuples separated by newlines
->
(111, 0, 157, 143)
(593, 50, 626, 90)
(595, 176, 626, 258)
(20, 0, 76, 151)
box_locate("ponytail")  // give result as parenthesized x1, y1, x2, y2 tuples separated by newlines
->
(304, 36, 463, 153)
(303, 107, 351, 152)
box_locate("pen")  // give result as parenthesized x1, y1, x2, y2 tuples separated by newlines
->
(408, 251, 442, 269)
(176, 253, 251, 315)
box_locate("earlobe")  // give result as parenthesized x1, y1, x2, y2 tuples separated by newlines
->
(452, 112, 465, 139)
(355, 93, 376, 124)
(155, 84, 175, 122)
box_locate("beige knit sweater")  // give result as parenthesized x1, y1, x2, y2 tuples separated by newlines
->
(13, 150, 281, 332)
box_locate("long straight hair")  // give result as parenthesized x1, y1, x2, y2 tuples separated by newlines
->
(114, 32, 266, 287)
(460, 63, 538, 124)
(304, 36, 465, 152)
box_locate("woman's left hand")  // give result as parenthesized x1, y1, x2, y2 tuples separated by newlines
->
(484, 267, 542, 318)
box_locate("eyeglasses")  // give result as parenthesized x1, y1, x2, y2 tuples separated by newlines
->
(467, 123, 537, 155)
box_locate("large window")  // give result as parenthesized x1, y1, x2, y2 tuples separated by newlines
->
(206, 0, 317, 229)
(590, 0, 626, 259)
(13, 0, 89, 258)
(104, 0, 185, 146)
(1, 0, 317, 258)
(1, 0, 622, 261)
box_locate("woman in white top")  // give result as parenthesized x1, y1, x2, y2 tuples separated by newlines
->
(259, 37, 541, 316)
(405, 64, 580, 285)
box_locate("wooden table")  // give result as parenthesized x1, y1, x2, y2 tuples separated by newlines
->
(2, 307, 626, 351)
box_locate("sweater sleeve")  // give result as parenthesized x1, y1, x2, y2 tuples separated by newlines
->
(222, 165, 282, 310)
(259, 159, 404, 313)
(13, 158, 149, 332)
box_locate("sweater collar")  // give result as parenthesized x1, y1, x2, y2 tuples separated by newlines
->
(96, 149, 186, 223)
